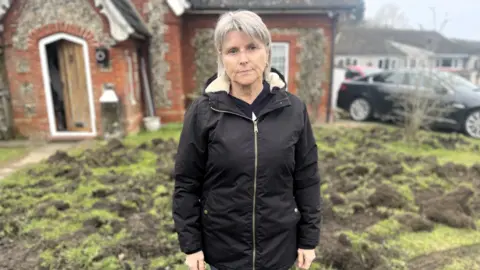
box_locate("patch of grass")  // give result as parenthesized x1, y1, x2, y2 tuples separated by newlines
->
(124, 123, 183, 145)
(367, 218, 404, 238)
(386, 141, 479, 166)
(388, 224, 480, 259)
(443, 258, 480, 270)
(39, 230, 128, 269)
(91, 150, 158, 176)
(0, 147, 29, 164)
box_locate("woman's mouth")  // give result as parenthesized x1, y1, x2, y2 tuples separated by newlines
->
(238, 69, 252, 74)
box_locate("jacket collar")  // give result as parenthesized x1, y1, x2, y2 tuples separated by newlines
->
(204, 68, 291, 119)
(204, 70, 286, 94)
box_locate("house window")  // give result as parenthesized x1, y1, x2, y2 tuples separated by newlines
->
(441, 58, 453, 67)
(271, 42, 289, 82)
(409, 59, 416, 68)
(353, 59, 358, 65)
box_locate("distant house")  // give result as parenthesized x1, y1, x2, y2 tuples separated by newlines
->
(334, 27, 480, 72)
(0, 0, 361, 140)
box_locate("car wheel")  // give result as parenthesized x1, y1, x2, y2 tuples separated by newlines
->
(349, 98, 372, 121)
(464, 110, 480, 139)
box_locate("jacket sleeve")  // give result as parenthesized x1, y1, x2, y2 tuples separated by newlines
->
(172, 98, 208, 254)
(294, 103, 322, 249)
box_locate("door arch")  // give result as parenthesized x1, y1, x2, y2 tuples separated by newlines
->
(39, 33, 96, 137)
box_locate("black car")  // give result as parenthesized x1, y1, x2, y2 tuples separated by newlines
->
(336, 69, 480, 138)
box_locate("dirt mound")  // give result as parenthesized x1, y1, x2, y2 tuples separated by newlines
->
(368, 184, 408, 209)
(395, 213, 434, 232)
(321, 238, 383, 270)
(422, 186, 477, 229)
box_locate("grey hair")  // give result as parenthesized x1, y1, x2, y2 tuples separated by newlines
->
(214, 10, 272, 78)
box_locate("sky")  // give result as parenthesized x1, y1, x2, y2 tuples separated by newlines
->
(364, 0, 480, 40)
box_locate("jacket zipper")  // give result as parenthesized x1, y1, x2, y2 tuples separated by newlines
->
(253, 120, 258, 270)
(210, 106, 259, 270)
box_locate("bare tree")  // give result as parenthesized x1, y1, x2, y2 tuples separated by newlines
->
(387, 70, 455, 143)
(366, 3, 410, 29)
(386, 9, 453, 143)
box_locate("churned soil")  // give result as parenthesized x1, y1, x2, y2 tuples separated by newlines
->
(0, 125, 479, 269)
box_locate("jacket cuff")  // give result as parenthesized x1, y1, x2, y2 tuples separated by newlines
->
(184, 247, 202, 255)
(181, 242, 203, 255)
(298, 239, 318, 250)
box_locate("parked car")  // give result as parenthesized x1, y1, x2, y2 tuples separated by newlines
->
(336, 68, 480, 138)
(344, 66, 382, 81)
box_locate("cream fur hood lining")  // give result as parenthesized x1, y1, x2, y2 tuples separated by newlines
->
(204, 72, 286, 93)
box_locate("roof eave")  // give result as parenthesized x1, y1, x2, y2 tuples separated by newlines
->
(186, 5, 359, 15)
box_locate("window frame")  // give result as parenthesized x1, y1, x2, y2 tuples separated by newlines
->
(270, 42, 290, 83)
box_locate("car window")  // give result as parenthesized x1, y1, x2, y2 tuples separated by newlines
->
(406, 72, 442, 91)
(345, 70, 361, 79)
(434, 71, 477, 91)
(372, 72, 407, 85)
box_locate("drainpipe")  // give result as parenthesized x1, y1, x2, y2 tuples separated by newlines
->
(145, 37, 156, 116)
(326, 12, 339, 123)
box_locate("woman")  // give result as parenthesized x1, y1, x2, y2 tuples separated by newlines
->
(173, 10, 321, 270)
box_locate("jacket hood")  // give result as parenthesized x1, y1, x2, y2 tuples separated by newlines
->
(203, 67, 287, 94)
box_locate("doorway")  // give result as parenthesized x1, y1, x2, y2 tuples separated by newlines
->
(39, 34, 96, 137)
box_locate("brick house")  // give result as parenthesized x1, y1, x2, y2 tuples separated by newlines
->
(0, 0, 361, 140)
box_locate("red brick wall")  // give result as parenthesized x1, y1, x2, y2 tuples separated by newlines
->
(2, 0, 145, 139)
(181, 14, 334, 123)
(110, 39, 144, 135)
(155, 9, 186, 123)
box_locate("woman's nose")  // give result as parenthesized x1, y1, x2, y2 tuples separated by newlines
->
(238, 51, 249, 64)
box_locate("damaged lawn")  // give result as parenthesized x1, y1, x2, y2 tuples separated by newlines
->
(0, 146, 29, 165)
(0, 123, 479, 270)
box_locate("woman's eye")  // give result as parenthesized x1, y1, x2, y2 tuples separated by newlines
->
(248, 45, 257, 50)
(228, 49, 238, 54)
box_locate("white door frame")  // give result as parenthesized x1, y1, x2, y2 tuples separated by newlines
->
(39, 33, 97, 137)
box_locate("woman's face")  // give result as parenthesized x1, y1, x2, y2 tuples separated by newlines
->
(220, 30, 268, 87)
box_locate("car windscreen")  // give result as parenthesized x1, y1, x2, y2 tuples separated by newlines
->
(434, 71, 478, 91)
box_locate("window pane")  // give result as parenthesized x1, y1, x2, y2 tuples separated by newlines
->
(271, 43, 289, 81)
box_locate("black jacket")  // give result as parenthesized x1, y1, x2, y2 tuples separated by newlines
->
(173, 70, 322, 270)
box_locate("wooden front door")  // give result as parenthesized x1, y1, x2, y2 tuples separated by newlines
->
(57, 40, 91, 132)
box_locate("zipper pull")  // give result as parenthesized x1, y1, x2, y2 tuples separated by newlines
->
(254, 122, 258, 133)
